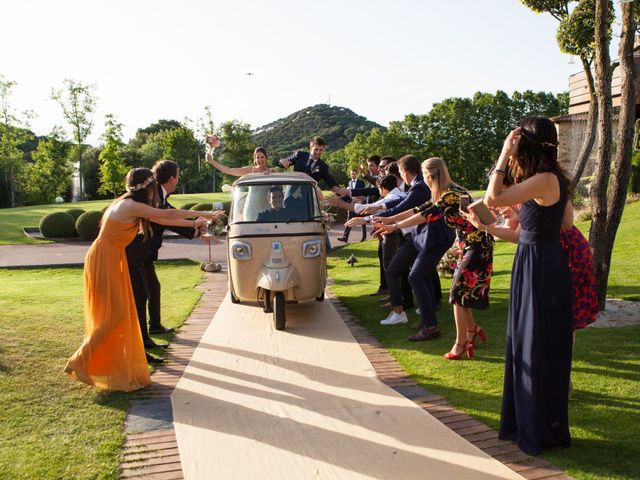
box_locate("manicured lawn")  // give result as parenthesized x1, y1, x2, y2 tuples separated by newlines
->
(0, 193, 230, 245)
(327, 200, 640, 480)
(0, 261, 203, 479)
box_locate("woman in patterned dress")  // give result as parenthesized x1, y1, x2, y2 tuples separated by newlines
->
(375, 157, 494, 359)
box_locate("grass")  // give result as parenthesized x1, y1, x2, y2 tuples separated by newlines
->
(0, 193, 231, 245)
(0, 260, 203, 479)
(327, 200, 640, 480)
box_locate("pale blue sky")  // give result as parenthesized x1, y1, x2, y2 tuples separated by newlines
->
(2, 1, 622, 143)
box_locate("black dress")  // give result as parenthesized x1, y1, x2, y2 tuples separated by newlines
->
(499, 176, 573, 455)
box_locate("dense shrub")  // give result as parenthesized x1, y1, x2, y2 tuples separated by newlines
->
(76, 211, 103, 240)
(65, 208, 86, 221)
(39, 212, 77, 238)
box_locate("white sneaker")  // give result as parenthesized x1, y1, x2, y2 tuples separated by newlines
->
(380, 311, 408, 325)
(415, 308, 421, 315)
(379, 311, 394, 324)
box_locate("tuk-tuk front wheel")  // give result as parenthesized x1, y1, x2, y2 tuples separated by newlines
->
(274, 292, 286, 330)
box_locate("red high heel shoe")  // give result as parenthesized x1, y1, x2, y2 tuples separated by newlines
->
(467, 325, 487, 346)
(444, 342, 474, 360)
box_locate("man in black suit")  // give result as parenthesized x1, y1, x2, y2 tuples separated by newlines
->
(256, 186, 291, 222)
(125, 160, 208, 350)
(277, 136, 338, 189)
(337, 169, 366, 243)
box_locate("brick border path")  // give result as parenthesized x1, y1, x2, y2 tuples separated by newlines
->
(119, 274, 572, 480)
(120, 272, 228, 479)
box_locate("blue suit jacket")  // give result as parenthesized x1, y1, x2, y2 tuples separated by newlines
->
(277, 150, 338, 188)
(376, 175, 431, 217)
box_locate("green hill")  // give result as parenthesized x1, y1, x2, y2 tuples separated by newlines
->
(252, 104, 385, 158)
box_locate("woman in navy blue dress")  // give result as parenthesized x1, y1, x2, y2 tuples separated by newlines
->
(484, 116, 573, 456)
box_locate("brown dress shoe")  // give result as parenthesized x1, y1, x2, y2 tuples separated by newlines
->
(408, 326, 442, 341)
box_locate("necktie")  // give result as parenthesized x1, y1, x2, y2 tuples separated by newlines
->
(307, 157, 316, 172)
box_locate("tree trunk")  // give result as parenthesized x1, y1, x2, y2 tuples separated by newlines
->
(570, 58, 598, 190)
(8, 166, 15, 208)
(603, 2, 637, 302)
(588, 0, 613, 311)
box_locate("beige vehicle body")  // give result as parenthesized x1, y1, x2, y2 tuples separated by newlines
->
(226, 173, 328, 329)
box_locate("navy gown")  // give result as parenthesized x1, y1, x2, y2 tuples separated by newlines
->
(499, 175, 573, 455)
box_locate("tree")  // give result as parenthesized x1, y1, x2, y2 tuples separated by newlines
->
(589, 0, 636, 309)
(521, 0, 614, 189)
(214, 120, 255, 189)
(161, 126, 203, 193)
(28, 126, 72, 203)
(51, 79, 97, 199)
(98, 115, 128, 198)
(194, 106, 217, 192)
(0, 75, 34, 207)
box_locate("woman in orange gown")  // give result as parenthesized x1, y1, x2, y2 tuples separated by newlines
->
(65, 168, 222, 392)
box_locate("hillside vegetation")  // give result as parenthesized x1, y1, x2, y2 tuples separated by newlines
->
(252, 104, 385, 158)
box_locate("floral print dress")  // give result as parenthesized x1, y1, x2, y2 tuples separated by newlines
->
(415, 185, 494, 310)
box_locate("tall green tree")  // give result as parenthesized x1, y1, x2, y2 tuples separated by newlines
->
(161, 126, 203, 193)
(28, 126, 72, 203)
(51, 79, 97, 199)
(214, 120, 255, 190)
(98, 115, 127, 198)
(0, 75, 34, 207)
(521, 0, 614, 188)
(337, 90, 567, 189)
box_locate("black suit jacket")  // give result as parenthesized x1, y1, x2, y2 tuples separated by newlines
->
(126, 188, 196, 268)
(342, 178, 365, 202)
(277, 150, 338, 189)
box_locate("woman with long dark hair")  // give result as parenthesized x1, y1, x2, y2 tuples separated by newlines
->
(64, 168, 222, 392)
(205, 135, 270, 176)
(484, 116, 573, 455)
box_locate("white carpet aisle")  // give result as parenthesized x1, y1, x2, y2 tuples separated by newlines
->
(171, 295, 522, 480)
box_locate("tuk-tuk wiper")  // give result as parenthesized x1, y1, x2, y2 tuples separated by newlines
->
(285, 215, 323, 224)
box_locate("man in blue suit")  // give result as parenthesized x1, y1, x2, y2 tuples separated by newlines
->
(346, 155, 442, 335)
(277, 136, 338, 189)
(337, 168, 366, 242)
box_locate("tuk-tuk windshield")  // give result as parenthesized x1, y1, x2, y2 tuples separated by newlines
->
(230, 182, 321, 223)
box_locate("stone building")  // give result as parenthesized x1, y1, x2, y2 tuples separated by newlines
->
(554, 50, 640, 177)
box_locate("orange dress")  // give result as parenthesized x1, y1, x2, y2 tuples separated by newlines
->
(65, 217, 151, 392)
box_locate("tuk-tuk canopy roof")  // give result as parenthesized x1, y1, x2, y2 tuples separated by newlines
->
(232, 172, 318, 187)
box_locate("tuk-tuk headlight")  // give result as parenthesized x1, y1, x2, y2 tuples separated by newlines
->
(232, 242, 252, 260)
(302, 240, 321, 258)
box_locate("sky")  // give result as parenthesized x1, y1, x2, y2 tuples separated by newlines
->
(2, 0, 623, 144)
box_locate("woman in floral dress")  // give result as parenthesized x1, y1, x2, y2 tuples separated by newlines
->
(375, 157, 494, 359)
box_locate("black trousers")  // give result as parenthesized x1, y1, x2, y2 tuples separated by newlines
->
(343, 210, 366, 241)
(409, 242, 451, 328)
(377, 237, 387, 290)
(385, 235, 416, 310)
(129, 259, 161, 340)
